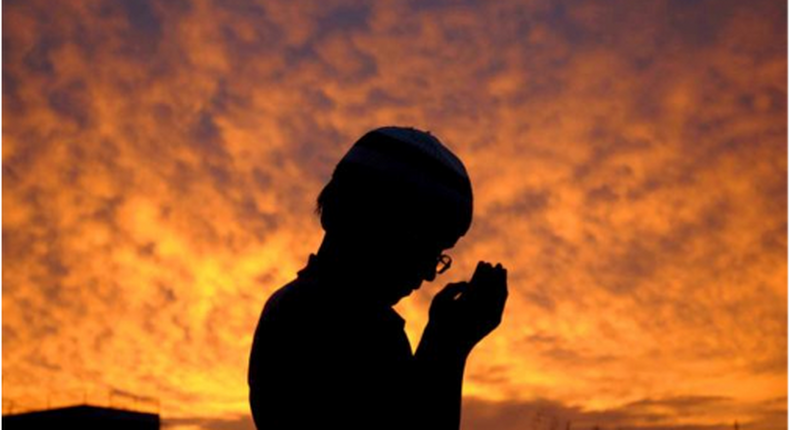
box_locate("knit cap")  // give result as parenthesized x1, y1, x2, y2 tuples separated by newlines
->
(327, 126, 473, 242)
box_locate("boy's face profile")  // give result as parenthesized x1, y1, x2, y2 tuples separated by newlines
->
(352, 225, 455, 306)
(318, 126, 472, 306)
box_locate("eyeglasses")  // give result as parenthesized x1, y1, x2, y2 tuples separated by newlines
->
(436, 254, 452, 274)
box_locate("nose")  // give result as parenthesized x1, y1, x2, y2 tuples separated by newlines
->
(421, 259, 438, 282)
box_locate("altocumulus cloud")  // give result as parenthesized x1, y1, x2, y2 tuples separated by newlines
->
(2, 1, 786, 429)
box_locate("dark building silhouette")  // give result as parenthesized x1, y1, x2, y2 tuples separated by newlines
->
(3, 404, 160, 430)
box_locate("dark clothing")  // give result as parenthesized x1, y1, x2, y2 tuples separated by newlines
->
(248, 254, 414, 429)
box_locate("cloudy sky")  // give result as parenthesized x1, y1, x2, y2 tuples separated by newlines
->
(2, 1, 787, 429)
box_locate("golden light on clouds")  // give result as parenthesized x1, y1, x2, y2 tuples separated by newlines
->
(2, 1, 786, 429)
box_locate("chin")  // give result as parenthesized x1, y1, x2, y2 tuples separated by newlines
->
(384, 285, 416, 306)
(380, 277, 423, 306)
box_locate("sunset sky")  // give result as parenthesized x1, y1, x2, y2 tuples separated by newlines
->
(2, 1, 787, 429)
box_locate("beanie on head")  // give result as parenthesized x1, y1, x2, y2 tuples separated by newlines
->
(325, 126, 473, 242)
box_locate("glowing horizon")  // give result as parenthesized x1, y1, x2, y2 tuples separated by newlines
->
(2, 1, 786, 429)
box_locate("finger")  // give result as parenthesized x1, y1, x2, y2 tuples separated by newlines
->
(470, 261, 487, 284)
(434, 282, 469, 303)
(499, 266, 507, 287)
(486, 265, 507, 302)
(468, 264, 483, 296)
(468, 265, 488, 298)
(479, 263, 501, 288)
(496, 266, 508, 293)
(479, 262, 495, 284)
(494, 270, 508, 308)
(470, 264, 499, 303)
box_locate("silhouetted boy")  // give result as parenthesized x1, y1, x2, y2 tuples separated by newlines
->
(248, 126, 508, 430)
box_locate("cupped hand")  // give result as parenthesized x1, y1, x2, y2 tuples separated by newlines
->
(427, 261, 508, 354)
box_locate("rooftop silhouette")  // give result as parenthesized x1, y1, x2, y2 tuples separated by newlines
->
(3, 404, 160, 430)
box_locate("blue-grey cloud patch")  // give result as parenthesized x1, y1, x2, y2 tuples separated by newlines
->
(463, 395, 784, 430)
(164, 414, 255, 430)
(462, 397, 665, 430)
(190, 110, 228, 158)
(48, 80, 92, 129)
(0, 17, 14, 67)
(316, 3, 372, 37)
(119, 0, 163, 40)
(21, 36, 59, 77)
(2, 69, 23, 111)
(100, 0, 189, 60)
(213, 3, 286, 73)
(207, 79, 255, 116)
(508, 188, 553, 217)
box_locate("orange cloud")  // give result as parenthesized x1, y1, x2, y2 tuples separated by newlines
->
(3, 0, 785, 429)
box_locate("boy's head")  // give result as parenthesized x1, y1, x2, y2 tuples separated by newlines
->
(316, 126, 473, 303)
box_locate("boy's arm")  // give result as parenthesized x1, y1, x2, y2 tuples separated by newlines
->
(413, 317, 470, 430)
(412, 262, 509, 430)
